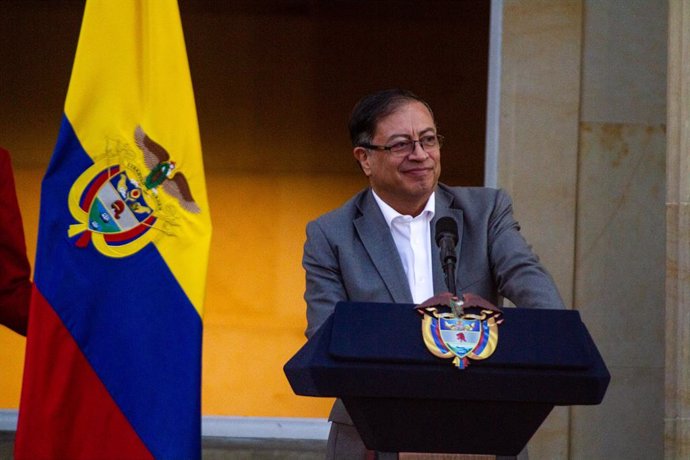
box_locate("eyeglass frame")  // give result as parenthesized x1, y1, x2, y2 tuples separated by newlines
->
(358, 134, 444, 157)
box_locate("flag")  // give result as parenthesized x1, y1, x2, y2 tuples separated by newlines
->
(15, 1, 211, 458)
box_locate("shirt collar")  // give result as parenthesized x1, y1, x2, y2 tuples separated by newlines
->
(371, 189, 436, 228)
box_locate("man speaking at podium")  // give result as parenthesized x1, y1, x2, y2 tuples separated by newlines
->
(302, 89, 565, 459)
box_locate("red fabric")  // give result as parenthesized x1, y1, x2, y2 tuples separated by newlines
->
(0, 147, 31, 336)
(14, 287, 153, 460)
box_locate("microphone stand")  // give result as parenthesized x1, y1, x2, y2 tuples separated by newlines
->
(442, 256, 457, 297)
(435, 217, 459, 298)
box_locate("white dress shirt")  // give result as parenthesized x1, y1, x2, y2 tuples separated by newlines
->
(372, 191, 435, 304)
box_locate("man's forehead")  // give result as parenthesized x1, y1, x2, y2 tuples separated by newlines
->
(374, 102, 436, 136)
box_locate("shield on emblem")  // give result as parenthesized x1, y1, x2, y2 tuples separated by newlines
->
(82, 167, 154, 237)
(437, 317, 483, 358)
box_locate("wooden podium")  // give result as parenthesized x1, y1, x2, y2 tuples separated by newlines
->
(284, 302, 610, 456)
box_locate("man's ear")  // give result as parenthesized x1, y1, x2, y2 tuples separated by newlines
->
(353, 147, 371, 176)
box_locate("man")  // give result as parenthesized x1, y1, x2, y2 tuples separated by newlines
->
(302, 89, 564, 459)
(0, 147, 31, 336)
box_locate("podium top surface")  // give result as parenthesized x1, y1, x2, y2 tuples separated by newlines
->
(329, 302, 592, 369)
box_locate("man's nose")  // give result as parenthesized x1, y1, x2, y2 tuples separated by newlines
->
(407, 140, 429, 160)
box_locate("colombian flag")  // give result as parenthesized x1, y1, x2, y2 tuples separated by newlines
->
(15, 1, 211, 459)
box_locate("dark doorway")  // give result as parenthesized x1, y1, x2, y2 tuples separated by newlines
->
(180, 0, 490, 185)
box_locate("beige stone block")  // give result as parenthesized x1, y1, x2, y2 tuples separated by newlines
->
(527, 407, 569, 459)
(571, 365, 663, 459)
(575, 122, 665, 368)
(581, 1, 667, 124)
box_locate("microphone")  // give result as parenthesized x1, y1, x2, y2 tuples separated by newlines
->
(435, 217, 458, 295)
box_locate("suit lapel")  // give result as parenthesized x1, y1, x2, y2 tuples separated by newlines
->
(354, 190, 413, 304)
(431, 187, 464, 295)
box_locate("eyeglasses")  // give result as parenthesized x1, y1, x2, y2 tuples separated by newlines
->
(360, 134, 444, 157)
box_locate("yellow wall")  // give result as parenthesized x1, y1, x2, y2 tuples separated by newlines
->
(0, 168, 369, 417)
(200, 172, 367, 416)
(0, 1, 489, 418)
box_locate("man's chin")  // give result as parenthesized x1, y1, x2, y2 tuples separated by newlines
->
(405, 177, 437, 193)
(402, 183, 435, 201)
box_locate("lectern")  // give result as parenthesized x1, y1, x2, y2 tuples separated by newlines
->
(284, 301, 610, 456)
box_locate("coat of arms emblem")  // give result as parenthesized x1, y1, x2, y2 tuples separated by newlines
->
(67, 126, 200, 258)
(417, 293, 503, 369)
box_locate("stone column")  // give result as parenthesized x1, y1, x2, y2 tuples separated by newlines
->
(498, 1, 582, 458)
(666, 1, 690, 458)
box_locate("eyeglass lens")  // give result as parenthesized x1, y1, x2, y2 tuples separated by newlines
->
(390, 135, 442, 155)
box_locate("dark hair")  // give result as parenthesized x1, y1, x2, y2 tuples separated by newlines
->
(348, 88, 434, 147)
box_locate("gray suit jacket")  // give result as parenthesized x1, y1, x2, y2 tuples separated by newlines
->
(302, 183, 565, 423)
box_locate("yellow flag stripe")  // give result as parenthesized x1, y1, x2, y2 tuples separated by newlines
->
(64, 0, 211, 315)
